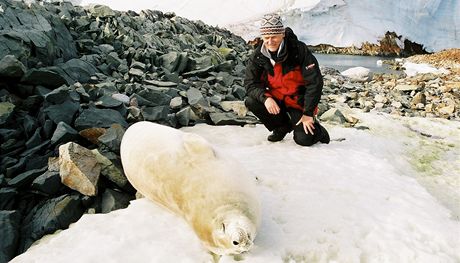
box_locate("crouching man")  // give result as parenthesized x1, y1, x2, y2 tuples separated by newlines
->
(244, 13, 330, 146)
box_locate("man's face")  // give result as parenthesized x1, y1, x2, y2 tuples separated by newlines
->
(262, 34, 285, 52)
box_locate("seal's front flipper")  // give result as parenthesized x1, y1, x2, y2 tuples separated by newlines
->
(182, 133, 215, 159)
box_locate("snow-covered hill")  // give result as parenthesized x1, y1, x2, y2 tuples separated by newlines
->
(11, 111, 460, 262)
(79, 0, 459, 52)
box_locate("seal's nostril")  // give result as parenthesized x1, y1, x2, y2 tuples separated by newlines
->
(233, 241, 239, 246)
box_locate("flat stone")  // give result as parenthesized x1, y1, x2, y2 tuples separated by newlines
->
(92, 150, 129, 190)
(74, 108, 127, 130)
(51, 121, 79, 146)
(209, 112, 258, 125)
(21, 68, 69, 88)
(0, 210, 21, 263)
(97, 124, 125, 153)
(59, 142, 101, 196)
(319, 108, 347, 124)
(186, 87, 209, 107)
(395, 84, 419, 92)
(19, 194, 85, 253)
(101, 188, 134, 213)
(7, 166, 47, 188)
(0, 55, 26, 78)
(31, 170, 62, 195)
(0, 102, 15, 126)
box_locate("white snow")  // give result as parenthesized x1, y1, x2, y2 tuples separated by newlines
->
(11, 110, 460, 263)
(78, 0, 459, 52)
(340, 66, 371, 82)
(403, 61, 450, 77)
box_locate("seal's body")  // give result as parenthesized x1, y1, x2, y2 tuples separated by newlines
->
(120, 121, 260, 255)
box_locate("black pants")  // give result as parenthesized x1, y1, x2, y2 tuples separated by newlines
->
(245, 97, 326, 146)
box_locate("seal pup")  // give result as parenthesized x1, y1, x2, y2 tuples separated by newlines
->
(120, 121, 260, 255)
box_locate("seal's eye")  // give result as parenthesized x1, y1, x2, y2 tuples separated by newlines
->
(222, 223, 226, 233)
(233, 241, 239, 246)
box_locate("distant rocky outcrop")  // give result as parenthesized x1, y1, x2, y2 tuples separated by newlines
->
(308, 32, 430, 57)
(0, 0, 458, 262)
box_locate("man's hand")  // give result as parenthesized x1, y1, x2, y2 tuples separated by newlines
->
(264, 97, 280, 115)
(296, 115, 315, 135)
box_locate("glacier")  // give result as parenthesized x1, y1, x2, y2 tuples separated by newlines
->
(78, 0, 459, 52)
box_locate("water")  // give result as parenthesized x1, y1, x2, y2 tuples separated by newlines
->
(313, 53, 400, 74)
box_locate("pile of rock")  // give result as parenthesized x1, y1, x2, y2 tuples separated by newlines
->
(0, 1, 256, 261)
(320, 66, 459, 120)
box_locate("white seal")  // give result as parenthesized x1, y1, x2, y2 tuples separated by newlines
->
(120, 121, 260, 255)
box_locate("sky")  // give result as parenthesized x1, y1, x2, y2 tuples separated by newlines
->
(12, 110, 460, 263)
(77, 0, 459, 52)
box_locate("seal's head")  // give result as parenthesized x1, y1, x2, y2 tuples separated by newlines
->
(210, 213, 257, 255)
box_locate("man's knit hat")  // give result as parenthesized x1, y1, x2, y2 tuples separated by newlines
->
(259, 13, 285, 36)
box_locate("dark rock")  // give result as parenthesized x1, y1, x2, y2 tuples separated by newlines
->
(19, 140, 50, 159)
(182, 66, 214, 78)
(24, 152, 53, 172)
(19, 95, 43, 113)
(25, 129, 42, 149)
(1, 139, 25, 156)
(21, 68, 69, 88)
(232, 84, 246, 100)
(187, 87, 209, 107)
(137, 89, 173, 106)
(0, 55, 26, 78)
(209, 112, 259, 125)
(74, 108, 128, 130)
(0, 102, 15, 126)
(7, 166, 47, 188)
(44, 85, 75, 104)
(41, 119, 55, 140)
(143, 79, 177, 87)
(97, 124, 125, 153)
(5, 158, 26, 179)
(31, 170, 62, 195)
(159, 51, 190, 74)
(0, 1, 77, 66)
(176, 106, 191, 126)
(101, 188, 134, 213)
(21, 114, 38, 139)
(142, 106, 170, 121)
(216, 60, 233, 72)
(87, 4, 116, 18)
(0, 129, 21, 142)
(0, 210, 21, 263)
(19, 194, 85, 253)
(0, 188, 17, 210)
(95, 94, 123, 108)
(1, 157, 17, 175)
(44, 100, 80, 125)
(0, 174, 5, 186)
(129, 94, 156, 107)
(34, 86, 53, 97)
(50, 121, 79, 146)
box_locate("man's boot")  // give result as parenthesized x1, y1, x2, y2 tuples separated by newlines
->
(267, 125, 292, 142)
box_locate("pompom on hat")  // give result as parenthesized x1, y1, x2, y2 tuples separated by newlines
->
(259, 13, 285, 36)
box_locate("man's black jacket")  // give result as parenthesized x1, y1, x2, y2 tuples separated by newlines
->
(244, 27, 323, 117)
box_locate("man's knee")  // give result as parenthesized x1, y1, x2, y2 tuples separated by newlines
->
(245, 97, 264, 111)
(293, 130, 315, 146)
